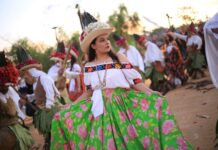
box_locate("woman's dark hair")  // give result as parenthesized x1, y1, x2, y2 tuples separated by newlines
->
(88, 38, 121, 64)
(70, 55, 77, 71)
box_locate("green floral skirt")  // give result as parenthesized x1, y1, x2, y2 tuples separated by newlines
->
(51, 88, 193, 150)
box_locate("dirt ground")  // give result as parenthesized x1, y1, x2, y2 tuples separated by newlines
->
(165, 71, 218, 150)
(29, 69, 218, 150)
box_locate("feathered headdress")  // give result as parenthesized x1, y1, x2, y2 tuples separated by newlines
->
(50, 41, 67, 61)
(0, 51, 19, 86)
(15, 46, 41, 72)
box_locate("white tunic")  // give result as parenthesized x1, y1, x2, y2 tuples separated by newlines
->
(47, 64, 61, 82)
(172, 33, 202, 50)
(118, 45, 145, 72)
(65, 64, 81, 92)
(28, 68, 60, 109)
(204, 12, 218, 88)
(0, 87, 26, 120)
(84, 62, 142, 117)
(144, 41, 164, 67)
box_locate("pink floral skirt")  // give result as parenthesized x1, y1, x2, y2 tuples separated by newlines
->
(51, 88, 193, 150)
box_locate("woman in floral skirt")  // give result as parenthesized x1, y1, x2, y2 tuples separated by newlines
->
(50, 12, 193, 150)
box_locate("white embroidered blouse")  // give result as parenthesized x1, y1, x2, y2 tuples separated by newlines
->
(84, 62, 142, 117)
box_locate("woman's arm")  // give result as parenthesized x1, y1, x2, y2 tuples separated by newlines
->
(131, 82, 153, 93)
(132, 82, 162, 96)
(73, 89, 93, 103)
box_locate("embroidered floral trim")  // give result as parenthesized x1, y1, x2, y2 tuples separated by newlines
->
(84, 63, 133, 73)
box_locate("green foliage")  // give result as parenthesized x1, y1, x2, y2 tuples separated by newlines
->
(107, 3, 142, 51)
(8, 38, 53, 72)
(178, 6, 197, 24)
(108, 3, 141, 36)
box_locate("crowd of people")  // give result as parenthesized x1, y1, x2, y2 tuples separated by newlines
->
(0, 11, 218, 150)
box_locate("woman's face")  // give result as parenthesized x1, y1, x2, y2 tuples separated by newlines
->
(91, 33, 111, 54)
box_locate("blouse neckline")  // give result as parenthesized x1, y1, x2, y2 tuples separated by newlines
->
(84, 62, 133, 73)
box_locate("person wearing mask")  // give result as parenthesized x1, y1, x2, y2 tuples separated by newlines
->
(48, 41, 71, 103)
(0, 51, 34, 150)
(16, 47, 60, 150)
(133, 34, 172, 94)
(113, 34, 145, 77)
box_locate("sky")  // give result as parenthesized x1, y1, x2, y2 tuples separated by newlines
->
(0, 0, 218, 50)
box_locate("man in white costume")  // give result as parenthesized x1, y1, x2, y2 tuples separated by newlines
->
(112, 34, 145, 74)
(204, 12, 218, 88)
(16, 47, 60, 150)
(48, 41, 70, 103)
(133, 34, 171, 95)
(0, 51, 34, 150)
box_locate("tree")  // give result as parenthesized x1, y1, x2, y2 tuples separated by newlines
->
(8, 38, 53, 72)
(177, 6, 198, 24)
(107, 4, 143, 50)
(108, 4, 142, 36)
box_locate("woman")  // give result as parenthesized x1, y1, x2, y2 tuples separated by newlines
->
(65, 47, 84, 102)
(50, 20, 192, 149)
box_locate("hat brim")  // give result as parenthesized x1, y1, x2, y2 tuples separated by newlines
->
(50, 57, 64, 62)
(20, 64, 42, 72)
(70, 51, 78, 58)
(80, 28, 113, 53)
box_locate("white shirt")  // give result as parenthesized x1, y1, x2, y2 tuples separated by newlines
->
(47, 64, 61, 82)
(118, 45, 145, 72)
(0, 86, 26, 120)
(204, 12, 218, 88)
(144, 41, 164, 67)
(28, 68, 60, 109)
(173, 33, 202, 50)
(65, 64, 81, 92)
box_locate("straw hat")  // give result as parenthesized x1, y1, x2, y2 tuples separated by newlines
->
(79, 12, 112, 53)
(80, 22, 112, 53)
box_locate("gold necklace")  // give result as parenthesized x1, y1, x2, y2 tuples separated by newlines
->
(95, 59, 107, 89)
(95, 62, 107, 89)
